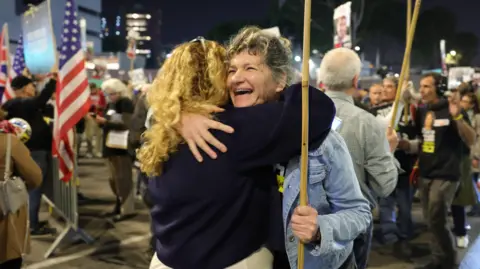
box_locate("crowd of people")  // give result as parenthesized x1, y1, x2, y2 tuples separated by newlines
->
(0, 25, 479, 269)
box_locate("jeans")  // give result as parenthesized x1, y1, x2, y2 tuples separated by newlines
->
(29, 150, 50, 229)
(378, 176, 414, 242)
(451, 205, 467, 236)
(0, 258, 22, 269)
(353, 221, 373, 269)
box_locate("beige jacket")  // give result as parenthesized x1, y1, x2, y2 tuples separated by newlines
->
(0, 133, 42, 263)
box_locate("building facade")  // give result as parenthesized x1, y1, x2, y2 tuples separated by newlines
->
(0, 0, 102, 54)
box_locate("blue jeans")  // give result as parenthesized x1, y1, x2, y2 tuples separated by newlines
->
(353, 221, 373, 269)
(378, 176, 413, 243)
(29, 150, 50, 229)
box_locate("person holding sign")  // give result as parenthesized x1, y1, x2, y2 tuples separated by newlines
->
(370, 76, 418, 259)
(3, 72, 57, 236)
(410, 73, 475, 269)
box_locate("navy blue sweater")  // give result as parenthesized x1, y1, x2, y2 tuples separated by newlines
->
(149, 83, 335, 269)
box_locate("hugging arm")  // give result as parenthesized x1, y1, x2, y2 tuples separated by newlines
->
(178, 84, 335, 170)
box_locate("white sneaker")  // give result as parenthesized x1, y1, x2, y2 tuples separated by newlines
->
(456, 236, 469, 248)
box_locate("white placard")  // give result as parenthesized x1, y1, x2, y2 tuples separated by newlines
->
(333, 1, 352, 49)
(128, 68, 147, 87)
(106, 130, 129, 149)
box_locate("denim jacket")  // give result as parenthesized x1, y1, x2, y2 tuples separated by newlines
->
(283, 130, 372, 269)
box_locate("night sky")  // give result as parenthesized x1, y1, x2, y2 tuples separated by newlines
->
(158, 0, 270, 44)
(157, 0, 479, 45)
(109, 0, 480, 62)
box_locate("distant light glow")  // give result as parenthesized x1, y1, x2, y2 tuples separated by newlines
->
(354, 46, 360, 51)
(294, 56, 301, 62)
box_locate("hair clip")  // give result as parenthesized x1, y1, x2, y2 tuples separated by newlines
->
(190, 36, 206, 50)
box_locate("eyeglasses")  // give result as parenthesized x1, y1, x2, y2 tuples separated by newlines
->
(190, 36, 206, 50)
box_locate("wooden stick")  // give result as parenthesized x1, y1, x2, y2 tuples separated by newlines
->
(297, 0, 312, 267)
(3, 24, 11, 78)
(403, 0, 412, 124)
(390, 0, 422, 129)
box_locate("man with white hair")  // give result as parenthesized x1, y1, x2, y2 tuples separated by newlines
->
(319, 48, 399, 269)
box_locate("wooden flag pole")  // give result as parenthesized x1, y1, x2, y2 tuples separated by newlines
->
(403, 0, 412, 124)
(298, 0, 312, 267)
(3, 24, 11, 78)
(389, 0, 422, 129)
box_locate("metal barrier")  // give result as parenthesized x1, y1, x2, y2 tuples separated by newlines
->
(41, 156, 94, 258)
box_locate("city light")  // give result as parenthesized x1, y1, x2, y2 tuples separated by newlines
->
(146, 14, 151, 19)
(312, 49, 319, 54)
(294, 55, 301, 62)
(354, 46, 360, 52)
(450, 50, 457, 56)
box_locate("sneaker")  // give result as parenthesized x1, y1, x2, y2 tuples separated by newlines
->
(456, 236, 469, 248)
(31, 226, 57, 236)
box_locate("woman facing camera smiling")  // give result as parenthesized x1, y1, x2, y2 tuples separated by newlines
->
(141, 28, 335, 269)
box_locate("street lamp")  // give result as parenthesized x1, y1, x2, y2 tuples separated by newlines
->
(450, 50, 457, 56)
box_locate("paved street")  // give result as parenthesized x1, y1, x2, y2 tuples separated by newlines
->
(23, 158, 479, 269)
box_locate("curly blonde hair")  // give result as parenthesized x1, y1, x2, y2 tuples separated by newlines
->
(137, 40, 229, 176)
(227, 26, 295, 86)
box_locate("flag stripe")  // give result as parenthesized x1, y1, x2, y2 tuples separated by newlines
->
(54, 0, 91, 182)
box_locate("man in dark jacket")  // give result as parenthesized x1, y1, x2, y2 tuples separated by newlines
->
(3, 75, 57, 235)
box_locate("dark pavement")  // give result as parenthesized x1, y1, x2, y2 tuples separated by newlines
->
(23, 158, 479, 269)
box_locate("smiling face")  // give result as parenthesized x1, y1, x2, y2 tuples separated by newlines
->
(227, 50, 284, 107)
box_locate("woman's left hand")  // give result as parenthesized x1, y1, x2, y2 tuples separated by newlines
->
(178, 112, 234, 162)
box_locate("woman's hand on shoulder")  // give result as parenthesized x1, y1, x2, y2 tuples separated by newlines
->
(178, 106, 234, 162)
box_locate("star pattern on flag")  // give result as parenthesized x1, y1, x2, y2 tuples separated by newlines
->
(12, 35, 25, 76)
(59, 0, 81, 66)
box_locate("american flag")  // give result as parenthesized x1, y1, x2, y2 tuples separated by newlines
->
(0, 24, 10, 100)
(53, 0, 91, 182)
(2, 34, 25, 104)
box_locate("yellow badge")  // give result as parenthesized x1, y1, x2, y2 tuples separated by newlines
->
(277, 174, 284, 193)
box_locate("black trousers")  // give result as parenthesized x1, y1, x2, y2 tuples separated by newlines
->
(0, 258, 22, 269)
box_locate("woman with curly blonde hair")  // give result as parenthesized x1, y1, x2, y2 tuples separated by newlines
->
(141, 33, 334, 269)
